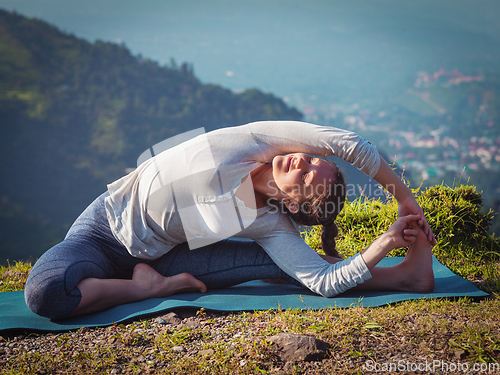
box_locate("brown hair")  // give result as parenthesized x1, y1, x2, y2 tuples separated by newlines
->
(281, 162, 346, 258)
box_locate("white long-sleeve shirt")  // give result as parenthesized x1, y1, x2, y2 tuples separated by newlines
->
(105, 121, 380, 297)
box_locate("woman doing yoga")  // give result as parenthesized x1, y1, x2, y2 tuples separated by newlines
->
(25, 121, 436, 320)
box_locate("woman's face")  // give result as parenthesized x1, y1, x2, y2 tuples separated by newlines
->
(272, 153, 336, 204)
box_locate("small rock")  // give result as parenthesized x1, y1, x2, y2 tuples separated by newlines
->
(155, 317, 166, 324)
(239, 359, 247, 367)
(267, 333, 330, 362)
(454, 350, 467, 359)
(172, 346, 185, 353)
(110, 369, 119, 374)
(163, 312, 182, 325)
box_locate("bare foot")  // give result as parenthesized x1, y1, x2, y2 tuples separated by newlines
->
(132, 263, 207, 299)
(398, 229, 435, 293)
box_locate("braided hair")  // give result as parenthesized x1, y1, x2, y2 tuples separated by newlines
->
(281, 161, 346, 258)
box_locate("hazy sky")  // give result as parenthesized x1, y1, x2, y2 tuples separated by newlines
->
(1, 0, 499, 107)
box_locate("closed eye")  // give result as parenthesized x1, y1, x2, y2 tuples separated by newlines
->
(303, 156, 317, 183)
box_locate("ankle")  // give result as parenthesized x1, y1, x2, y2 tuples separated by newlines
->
(131, 264, 165, 298)
(398, 262, 435, 293)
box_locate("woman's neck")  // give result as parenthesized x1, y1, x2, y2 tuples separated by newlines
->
(250, 163, 282, 208)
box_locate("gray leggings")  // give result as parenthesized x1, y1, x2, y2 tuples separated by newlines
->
(24, 192, 299, 320)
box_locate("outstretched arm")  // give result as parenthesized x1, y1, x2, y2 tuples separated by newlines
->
(257, 213, 428, 297)
(373, 157, 436, 245)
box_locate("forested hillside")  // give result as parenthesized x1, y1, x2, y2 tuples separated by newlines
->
(0, 10, 302, 263)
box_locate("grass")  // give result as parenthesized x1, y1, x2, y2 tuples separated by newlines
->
(1, 183, 499, 374)
(0, 261, 32, 292)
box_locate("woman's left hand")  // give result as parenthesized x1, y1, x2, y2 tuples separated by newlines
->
(397, 195, 436, 245)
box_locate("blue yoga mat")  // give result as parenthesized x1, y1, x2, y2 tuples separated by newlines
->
(0, 256, 489, 333)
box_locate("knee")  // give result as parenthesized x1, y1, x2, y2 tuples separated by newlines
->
(24, 271, 81, 320)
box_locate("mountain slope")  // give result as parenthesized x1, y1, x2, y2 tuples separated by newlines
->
(0, 10, 302, 262)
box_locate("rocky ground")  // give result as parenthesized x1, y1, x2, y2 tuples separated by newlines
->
(1, 299, 499, 374)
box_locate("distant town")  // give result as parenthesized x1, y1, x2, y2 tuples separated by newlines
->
(297, 68, 499, 200)
(414, 68, 483, 88)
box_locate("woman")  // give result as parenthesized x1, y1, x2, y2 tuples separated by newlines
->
(25, 121, 435, 320)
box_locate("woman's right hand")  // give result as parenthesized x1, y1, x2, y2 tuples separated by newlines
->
(385, 213, 422, 250)
(372, 157, 436, 246)
(361, 213, 423, 269)
(397, 195, 436, 245)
